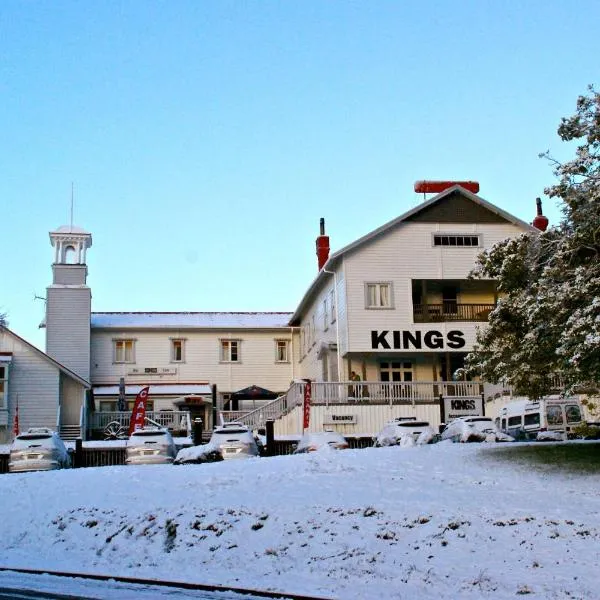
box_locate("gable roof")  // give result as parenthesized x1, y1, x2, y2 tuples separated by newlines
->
(0, 325, 90, 388)
(290, 186, 537, 324)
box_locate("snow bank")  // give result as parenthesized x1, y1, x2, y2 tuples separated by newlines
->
(0, 442, 599, 599)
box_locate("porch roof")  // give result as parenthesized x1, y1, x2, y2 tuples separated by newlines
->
(93, 383, 212, 396)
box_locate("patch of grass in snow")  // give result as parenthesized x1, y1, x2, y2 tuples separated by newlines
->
(483, 441, 600, 473)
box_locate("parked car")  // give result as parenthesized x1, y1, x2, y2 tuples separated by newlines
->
(374, 417, 437, 447)
(208, 422, 260, 460)
(441, 416, 513, 443)
(125, 427, 177, 465)
(293, 430, 349, 454)
(8, 427, 72, 473)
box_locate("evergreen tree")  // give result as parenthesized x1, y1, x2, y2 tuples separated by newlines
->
(466, 86, 600, 398)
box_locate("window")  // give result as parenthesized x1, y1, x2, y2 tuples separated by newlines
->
(366, 283, 392, 308)
(433, 234, 481, 247)
(170, 339, 185, 362)
(114, 339, 135, 363)
(380, 361, 413, 382)
(546, 405, 563, 426)
(508, 416, 522, 427)
(330, 289, 336, 323)
(275, 340, 289, 363)
(323, 298, 329, 331)
(565, 405, 582, 424)
(0, 365, 7, 409)
(220, 340, 240, 363)
(311, 314, 316, 345)
(524, 413, 540, 427)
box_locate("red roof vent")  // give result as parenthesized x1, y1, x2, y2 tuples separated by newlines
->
(532, 197, 549, 231)
(414, 180, 480, 194)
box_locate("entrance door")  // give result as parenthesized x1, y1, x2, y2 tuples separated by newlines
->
(380, 361, 413, 399)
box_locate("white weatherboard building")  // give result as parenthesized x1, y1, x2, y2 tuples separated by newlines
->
(2, 183, 555, 442)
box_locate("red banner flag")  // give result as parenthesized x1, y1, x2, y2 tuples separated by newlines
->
(13, 398, 19, 437)
(128, 386, 149, 436)
(302, 380, 311, 431)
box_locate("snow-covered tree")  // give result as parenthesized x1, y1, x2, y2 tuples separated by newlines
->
(466, 86, 600, 398)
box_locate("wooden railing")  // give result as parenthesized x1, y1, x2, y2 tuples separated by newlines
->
(220, 381, 483, 430)
(413, 303, 495, 322)
(88, 411, 192, 434)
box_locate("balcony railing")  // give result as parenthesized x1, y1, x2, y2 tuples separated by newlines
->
(413, 303, 495, 322)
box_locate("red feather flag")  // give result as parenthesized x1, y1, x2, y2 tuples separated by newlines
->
(128, 386, 150, 436)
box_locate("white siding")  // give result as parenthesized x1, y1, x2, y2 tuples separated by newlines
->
(343, 222, 524, 354)
(274, 403, 442, 436)
(90, 329, 299, 394)
(0, 331, 61, 442)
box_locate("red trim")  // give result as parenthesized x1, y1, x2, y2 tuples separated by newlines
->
(414, 181, 480, 194)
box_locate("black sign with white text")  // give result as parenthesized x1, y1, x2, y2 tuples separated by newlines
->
(371, 330, 466, 350)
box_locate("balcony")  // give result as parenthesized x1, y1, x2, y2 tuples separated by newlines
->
(413, 303, 494, 323)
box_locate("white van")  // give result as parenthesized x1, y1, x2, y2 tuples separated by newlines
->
(496, 396, 583, 440)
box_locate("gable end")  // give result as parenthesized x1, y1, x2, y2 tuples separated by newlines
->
(405, 191, 511, 224)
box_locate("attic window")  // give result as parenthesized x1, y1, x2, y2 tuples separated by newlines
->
(433, 234, 481, 247)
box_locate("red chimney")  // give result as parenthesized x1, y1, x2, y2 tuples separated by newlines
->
(414, 180, 480, 194)
(316, 218, 330, 271)
(532, 197, 549, 231)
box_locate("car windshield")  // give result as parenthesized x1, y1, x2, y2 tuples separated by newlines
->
(16, 434, 53, 441)
(214, 428, 248, 435)
(397, 421, 429, 427)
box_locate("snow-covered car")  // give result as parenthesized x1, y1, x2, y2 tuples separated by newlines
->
(125, 427, 177, 465)
(208, 422, 260, 460)
(374, 418, 437, 447)
(293, 430, 349, 454)
(441, 416, 513, 443)
(174, 442, 223, 465)
(8, 427, 72, 473)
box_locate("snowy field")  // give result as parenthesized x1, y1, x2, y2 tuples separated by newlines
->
(0, 441, 599, 600)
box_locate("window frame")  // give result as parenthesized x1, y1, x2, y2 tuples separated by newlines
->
(275, 339, 290, 363)
(113, 338, 136, 364)
(330, 289, 336, 324)
(220, 339, 241, 363)
(170, 338, 186, 363)
(364, 282, 394, 309)
(0, 364, 8, 410)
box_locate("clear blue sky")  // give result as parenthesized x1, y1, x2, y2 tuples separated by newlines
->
(2, 1, 599, 350)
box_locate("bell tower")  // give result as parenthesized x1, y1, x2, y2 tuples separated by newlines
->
(46, 225, 92, 381)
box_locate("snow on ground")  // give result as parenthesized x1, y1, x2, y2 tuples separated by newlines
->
(1, 441, 599, 600)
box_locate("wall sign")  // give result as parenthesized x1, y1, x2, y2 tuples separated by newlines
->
(371, 330, 466, 350)
(444, 397, 484, 420)
(323, 414, 357, 425)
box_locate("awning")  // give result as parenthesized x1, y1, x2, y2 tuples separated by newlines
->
(93, 383, 212, 396)
(230, 385, 279, 400)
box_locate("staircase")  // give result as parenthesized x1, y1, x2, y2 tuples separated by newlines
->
(59, 424, 81, 441)
(220, 383, 304, 431)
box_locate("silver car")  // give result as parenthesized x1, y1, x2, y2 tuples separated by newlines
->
(125, 427, 177, 465)
(9, 428, 72, 473)
(209, 423, 260, 460)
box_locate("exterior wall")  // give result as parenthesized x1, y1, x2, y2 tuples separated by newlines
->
(90, 329, 298, 394)
(274, 403, 442, 437)
(295, 268, 346, 382)
(60, 374, 86, 425)
(52, 264, 87, 286)
(343, 222, 524, 355)
(46, 286, 91, 381)
(0, 331, 60, 443)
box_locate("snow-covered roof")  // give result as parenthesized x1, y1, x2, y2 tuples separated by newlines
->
(91, 312, 294, 329)
(51, 225, 91, 235)
(291, 186, 538, 323)
(93, 383, 212, 396)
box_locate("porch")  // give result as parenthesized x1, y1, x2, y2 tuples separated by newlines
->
(88, 410, 192, 440)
